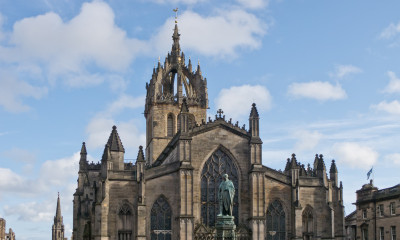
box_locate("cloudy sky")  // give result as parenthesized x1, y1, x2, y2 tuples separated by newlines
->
(1, 0, 400, 239)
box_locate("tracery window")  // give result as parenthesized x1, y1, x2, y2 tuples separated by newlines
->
(266, 200, 286, 240)
(302, 206, 314, 240)
(151, 196, 172, 240)
(201, 149, 239, 227)
(118, 204, 132, 240)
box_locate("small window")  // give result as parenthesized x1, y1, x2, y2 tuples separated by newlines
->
(391, 226, 396, 240)
(167, 114, 174, 137)
(378, 204, 384, 217)
(363, 228, 369, 240)
(363, 209, 367, 219)
(390, 202, 396, 215)
(380, 227, 385, 240)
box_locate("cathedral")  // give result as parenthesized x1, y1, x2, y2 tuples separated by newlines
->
(72, 23, 345, 240)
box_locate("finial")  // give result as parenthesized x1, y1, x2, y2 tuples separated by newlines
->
(58, 192, 59, 197)
(173, 8, 179, 23)
(158, 56, 160, 62)
(112, 125, 117, 130)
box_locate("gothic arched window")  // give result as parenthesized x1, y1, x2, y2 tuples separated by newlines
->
(118, 204, 133, 240)
(151, 196, 172, 240)
(266, 200, 286, 240)
(201, 149, 239, 227)
(167, 113, 174, 137)
(302, 205, 314, 240)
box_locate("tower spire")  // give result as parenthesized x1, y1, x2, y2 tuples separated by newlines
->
(56, 192, 61, 220)
(171, 23, 181, 63)
(52, 192, 65, 240)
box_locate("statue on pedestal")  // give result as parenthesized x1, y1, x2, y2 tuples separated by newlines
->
(216, 174, 236, 239)
(218, 174, 235, 216)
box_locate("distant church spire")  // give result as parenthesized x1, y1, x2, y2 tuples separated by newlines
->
(52, 193, 65, 240)
(56, 192, 62, 220)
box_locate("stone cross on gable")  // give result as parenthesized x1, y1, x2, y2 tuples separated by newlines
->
(217, 109, 224, 118)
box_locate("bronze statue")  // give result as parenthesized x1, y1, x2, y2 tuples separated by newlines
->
(218, 174, 235, 216)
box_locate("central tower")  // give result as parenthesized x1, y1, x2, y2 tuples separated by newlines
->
(144, 23, 208, 164)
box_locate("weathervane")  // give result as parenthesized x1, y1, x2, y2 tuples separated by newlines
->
(173, 8, 179, 23)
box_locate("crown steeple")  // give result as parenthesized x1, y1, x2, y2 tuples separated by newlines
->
(144, 21, 208, 165)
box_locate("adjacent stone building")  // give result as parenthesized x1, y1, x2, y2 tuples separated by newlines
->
(53, 193, 67, 240)
(72, 23, 345, 240)
(0, 218, 15, 240)
(345, 181, 400, 240)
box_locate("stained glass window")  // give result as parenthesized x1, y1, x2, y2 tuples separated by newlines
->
(266, 200, 285, 240)
(151, 196, 172, 240)
(201, 149, 239, 226)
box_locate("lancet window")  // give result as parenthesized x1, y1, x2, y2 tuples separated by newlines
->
(266, 200, 286, 240)
(200, 149, 239, 227)
(151, 196, 172, 240)
(167, 113, 174, 137)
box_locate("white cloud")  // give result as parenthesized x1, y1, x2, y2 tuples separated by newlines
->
(0, 13, 5, 41)
(0, 168, 37, 196)
(85, 94, 145, 150)
(262, 149, 291, 166)
(332, 142, 378, 169)
(118, 120, 146, 151)
(5, 1, 144, 73)
(153, 9, 267, 58)
(0, 151, 82, 198)
(149, 0, 206, 4)
(383, 71, 400, 94)
(287, 81, 347, 101)
(39, 152, 79, 186)
(0, 70, 48, 112)
(331, 65, 362, 79)
(236, 0, 269, 9)
(215, 85, 272, 120)
(4, 200, 54, 222)
(293, 130, 323, 151)
(371, 100, 400, 115)
(379, 22, 400, 39)
(86, 118, 116, 149)
(104, 94, 144, 115)
(384, 153, 400, 165)
(2, 147, 36, 163)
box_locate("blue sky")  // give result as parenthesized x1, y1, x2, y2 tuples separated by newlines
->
(1, 0, 400, 239)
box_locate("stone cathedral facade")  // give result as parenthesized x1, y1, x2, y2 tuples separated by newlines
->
(72, 23, 345, 240)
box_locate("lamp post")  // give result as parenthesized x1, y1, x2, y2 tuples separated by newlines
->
(269, 231, 276, 240)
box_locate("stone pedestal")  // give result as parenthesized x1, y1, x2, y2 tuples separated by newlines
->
(215, 215, 236, 240)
